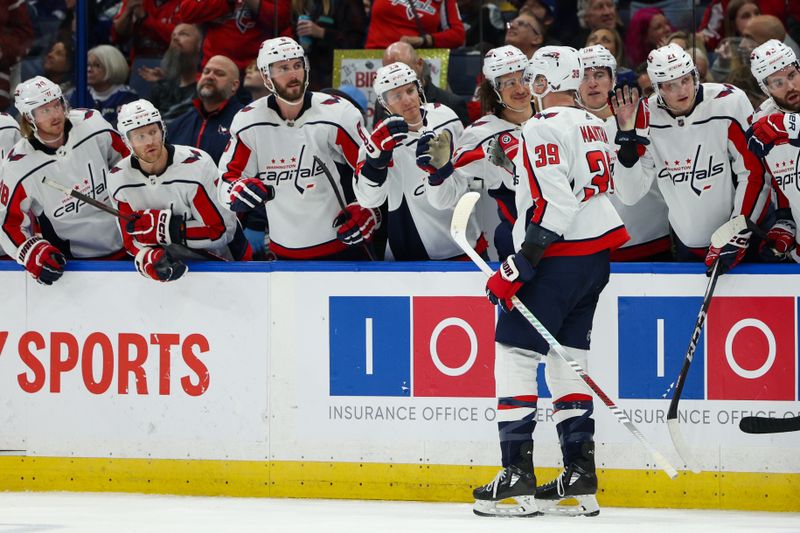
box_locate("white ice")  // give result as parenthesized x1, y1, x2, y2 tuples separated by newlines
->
(0, 492, 798, 533)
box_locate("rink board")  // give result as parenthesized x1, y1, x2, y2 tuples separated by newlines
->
(0, 261, 798, 511)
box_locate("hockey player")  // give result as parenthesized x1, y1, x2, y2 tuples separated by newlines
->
(353, 62, 483, 260)
(109, 100, 251, 283)
(610, 44, 770, 274)
(218, 37, 380, 260)
(0, 112, 20, 258)
(473, 46, 628, 518)
(578, 44, 671, 261)
(0, 76, 129, 285)
(448, 45, 533, 260)
(745, 40, 800, 262)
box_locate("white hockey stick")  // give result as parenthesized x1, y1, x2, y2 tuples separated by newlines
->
(451, 192, 678, 480)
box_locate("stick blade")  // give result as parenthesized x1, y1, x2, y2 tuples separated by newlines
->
(450, 192, 494, 276)
(667, 419, 701, 473)
(739, 416, 800, 434)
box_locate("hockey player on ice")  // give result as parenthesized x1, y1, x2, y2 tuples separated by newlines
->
(218, 37, 380, 260)
(353, 62, 483, 260)
(0, 111, 20, 258)
(578, 44, 671, 261)
(474, 46, 628, 518)
(0, 76, 129, 285)
(448, 45, 533, 261)
(107, 99, 251, 283)
(610, 43, 770, 274)
(746, 40, 800, 263)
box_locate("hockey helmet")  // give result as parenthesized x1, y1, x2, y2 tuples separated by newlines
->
(482, 45, 530, 88)
(257, 37, 309, 77)
(373, 62, 423, 108)
(750, 39, 799, 95)
(646, 43, 699, 107)
(117, 99, 165, 146)
(526, 46, 583, 105)
(580, 44, 617, 79)
(14, 76, 66, 123)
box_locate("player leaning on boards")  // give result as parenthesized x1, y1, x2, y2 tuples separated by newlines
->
(0, 76, 129, 285)
(578, 44, 671, 261)
(746, 40, 800, 263)
(610, 44, 770, 275)
(473, 46, 628, 518)
(353, 62, 483, 260)
(218, 37, 379, 260)
(107, 99, 251, 282)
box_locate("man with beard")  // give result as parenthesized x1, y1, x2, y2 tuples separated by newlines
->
(746, 40, 800, 263)
(167, 55, 243, 165)
(145, 23, 203, 122)
(218, 37, 376, 261)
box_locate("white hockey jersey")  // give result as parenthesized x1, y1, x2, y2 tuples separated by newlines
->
(613, 83, 769, 249)
(218, 92, 363, 259)
(0, 109, 128, 262)
(353, 103, 481, 261)
(513, 106, 628, 256)
(108, 144, 248, 260)
(0, 112, 20, 257)
(601, 116, 671, 259)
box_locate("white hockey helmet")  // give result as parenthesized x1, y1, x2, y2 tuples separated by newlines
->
(483, 45, 529, 87)
(373, 62, 423, 108)
(580, 44, 617, 79)
(750, 39, 799, 95)
(526, 46, 583, 105)
(117, 99, 165, 146)
(257, 37, 309, 77)
(14, 76, 66, 123)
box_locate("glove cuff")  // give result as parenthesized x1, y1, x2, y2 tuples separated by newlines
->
(427, 161, 454, 186)
(17, 236, 47, 267)
(361, 159, 389, 184)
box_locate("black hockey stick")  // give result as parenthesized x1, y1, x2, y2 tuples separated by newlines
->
(313, 155, 376, 261)
(740, 415, 800, 434)
(41, 176, 229, 262)
(451, 192, 678, 479)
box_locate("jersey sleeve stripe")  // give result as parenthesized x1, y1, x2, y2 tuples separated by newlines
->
(221, 135, 253, 184)
(117, 201, 139, 256)
(453, 145, 485, 169)
(727, 120, 765, 219)
(186, 185, 227, 242)
(335, 126, 360, 169)
(522, 140, 547, 224)
(1, 184, 30, 249)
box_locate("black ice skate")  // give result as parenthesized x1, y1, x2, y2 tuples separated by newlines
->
(472, 443, 540, 518)
(535, 443, 599, 517)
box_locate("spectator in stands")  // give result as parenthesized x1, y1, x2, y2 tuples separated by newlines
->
(43, 39, 74, 95)
(690, 47, 712, 82)
(375, 41, 470, 126)
(624, 7, 672, 68)
(459, 0, 506, 51)
(586, 27, 625, 70)
(634, 61, 653, 98)
(565, 0, 618, 49)
(111, 0, 182, 59)
(365, 0, 465, 49)
(504, 8, 545, 59)
(699, 0, 759, 51)
(743, 15, 800, 58)
(69, 45, 139, 125)
(144, 23, 202, 123)
(179, 0, 292, 71)
(243, 60, 270, 102)
(0, 0, 34, 110)
(292, 0, 367, 91)
(167, 55, 243, 164)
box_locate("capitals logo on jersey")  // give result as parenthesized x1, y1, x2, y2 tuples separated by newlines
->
(771, 159, 800, 192)
(262, 145, 325, 194)
(390, 0, 436, 19)
(656, 145, 724, 196)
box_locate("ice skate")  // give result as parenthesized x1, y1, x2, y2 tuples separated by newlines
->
(472, 442, 540, 518)
(535, 443, 599, 517)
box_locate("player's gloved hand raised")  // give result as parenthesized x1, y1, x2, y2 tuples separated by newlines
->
(229, 178, 274, 212)
(415, 129, 454, 185)
(134, 246, 187, 282)
(609, 80, 650, 168)
(487, 131, 519, 176)
(746, 113, 800, 158)
(705, 215, 752, 276)
(759, 219, 796, 262)
(333, 202, 382, 246)
(486, 254, 535, 312)
(126, 209, 186, 246)
(361, 115, 408, 169)
(18, 236, 66, 285)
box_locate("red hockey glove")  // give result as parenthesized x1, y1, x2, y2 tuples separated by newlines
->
(333, 202, 382, 246)
(705, 216, 752, 275)
(486, 254, 535, 312)
(487, 131, 519, 176)
(229, 178, 274, 212)
(747, 113, 800, 158)
(134, 247, 187, 282)
(415, 129, 454, 185)
(759, 219, 796, 262)
(126, 209, 186, 246)
(360, 115, 408, 169)
(17, 236, 66, 285)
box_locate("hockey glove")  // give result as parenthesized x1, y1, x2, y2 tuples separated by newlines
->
(134, 246, 187, 282)
(18, 236, 66, 286)
(705, 215, 752, 275)
(746, 113, 800, 158)
(333, 202, 382, 246)
(609, 80, 650, 168)
(486, 254, 535, 313)
(415, 129, 454, 185)
(126, 209, 186, 246)
(229, 178, 274, 212)
(360, 115, 408, 169)
(759, 219, 796, 262)
(487, 131, 519, 176)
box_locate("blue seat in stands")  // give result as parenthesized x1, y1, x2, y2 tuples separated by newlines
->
(447, 50, 483, 98)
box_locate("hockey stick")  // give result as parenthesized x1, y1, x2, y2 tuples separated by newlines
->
(41, 176, 229, 262)
(451, 192, 678, 480)
(313, 155, 376, 261)
(739, 415, 800, 434)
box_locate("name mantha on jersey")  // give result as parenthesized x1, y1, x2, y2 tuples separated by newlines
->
(218, 92, 362, 255)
